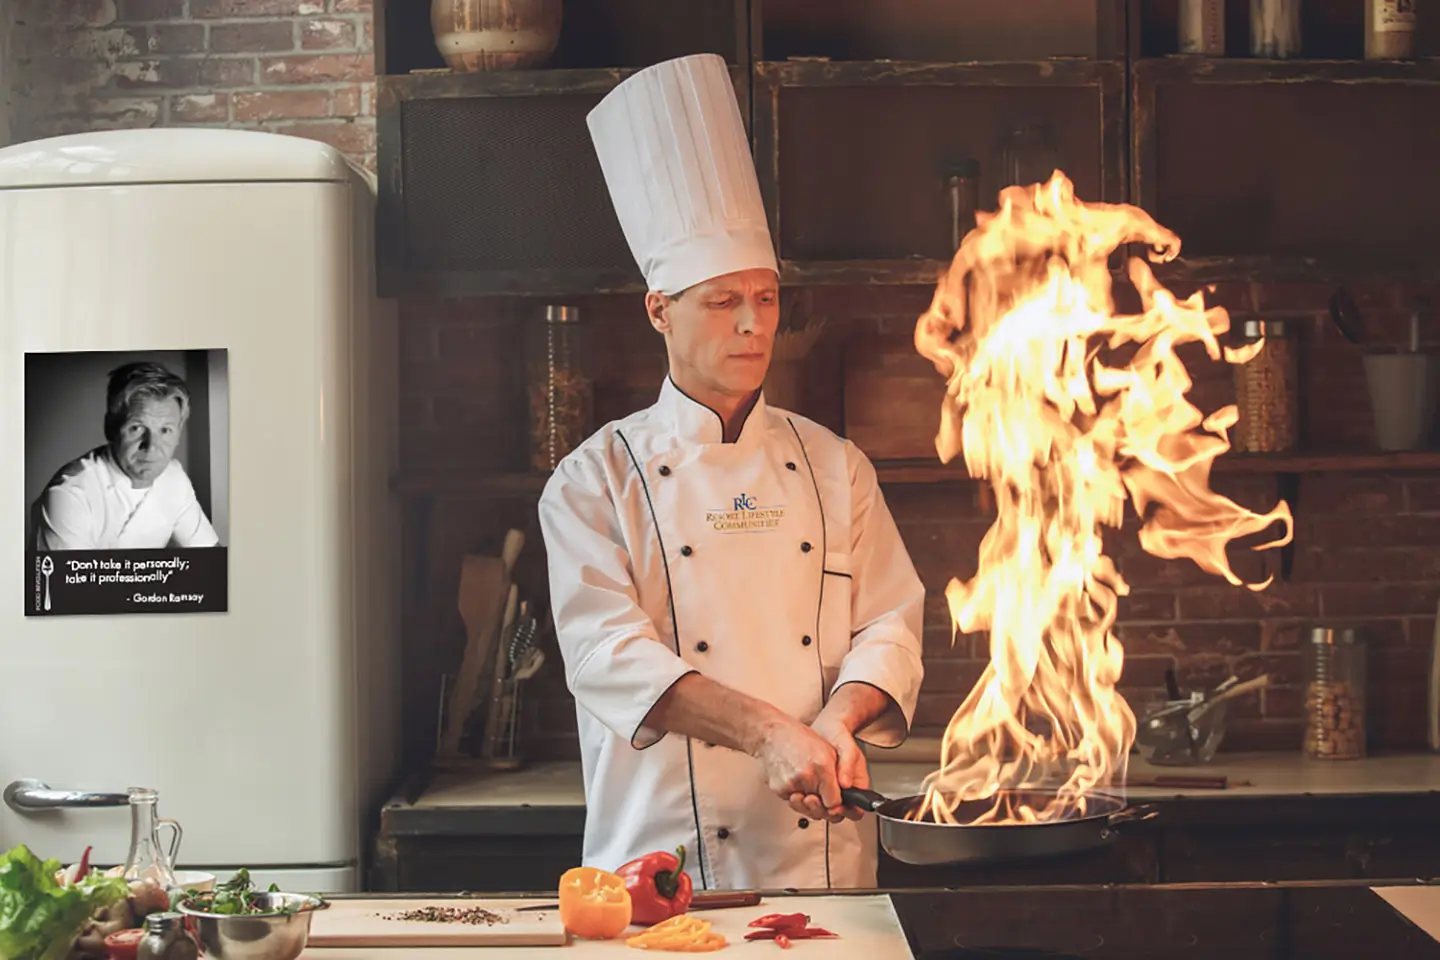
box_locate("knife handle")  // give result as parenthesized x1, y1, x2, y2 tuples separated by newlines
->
(690, 891, 761, 910)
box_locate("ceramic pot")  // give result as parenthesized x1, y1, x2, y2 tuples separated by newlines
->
(431, 0, 563, 73)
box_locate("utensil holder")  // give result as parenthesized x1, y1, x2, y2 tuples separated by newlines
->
(1363, 353, 1439, 451)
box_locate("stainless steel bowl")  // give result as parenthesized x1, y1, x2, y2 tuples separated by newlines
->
(177, 892, 325, 960)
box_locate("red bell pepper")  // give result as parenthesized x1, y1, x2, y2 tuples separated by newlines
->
(614, 844, 694, 926)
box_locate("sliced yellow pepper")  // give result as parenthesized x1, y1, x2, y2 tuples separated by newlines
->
(626, 914, 728, 951)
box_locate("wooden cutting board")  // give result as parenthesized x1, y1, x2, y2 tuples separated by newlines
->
(306, 898, 570, 947)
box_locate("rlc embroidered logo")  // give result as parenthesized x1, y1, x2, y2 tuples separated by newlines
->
(706, 492, 785, 534)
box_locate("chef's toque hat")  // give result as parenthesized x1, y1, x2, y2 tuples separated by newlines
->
(587, 53, 778, 296)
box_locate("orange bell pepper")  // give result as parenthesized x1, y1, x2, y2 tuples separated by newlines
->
(558, 866, 633, 939)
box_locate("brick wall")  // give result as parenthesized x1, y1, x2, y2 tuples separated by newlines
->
(0, 2, 14, 146)
(398, 279, 1440, 763)
(5, 0, 375, 169)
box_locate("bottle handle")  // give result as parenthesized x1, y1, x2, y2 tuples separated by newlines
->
(157, 817, 183, 868)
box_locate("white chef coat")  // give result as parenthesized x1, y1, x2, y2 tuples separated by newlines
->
(33, 446, 220, 551)
(537, 377, 926, 891)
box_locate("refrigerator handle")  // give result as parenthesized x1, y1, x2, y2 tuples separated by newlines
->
(4, 779, 130, 813)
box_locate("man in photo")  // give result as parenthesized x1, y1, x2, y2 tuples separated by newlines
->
(33, 361, 220, 551)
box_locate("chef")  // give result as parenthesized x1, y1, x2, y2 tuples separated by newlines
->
(537, 53, 925, 892)
(32, 361, 220, 552)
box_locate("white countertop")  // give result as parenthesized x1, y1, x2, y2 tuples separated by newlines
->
(300, 894, 913, 958)
(1374, 886, 1440, 944)
(408, 752, 1440, 810)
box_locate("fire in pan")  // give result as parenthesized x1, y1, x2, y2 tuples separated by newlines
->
(842, 787, 1158, 865)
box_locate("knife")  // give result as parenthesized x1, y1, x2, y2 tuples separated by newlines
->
(517, 890, 761, 912)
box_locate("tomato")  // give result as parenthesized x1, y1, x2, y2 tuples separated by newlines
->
(557, 866, 632, 940)
(104, 928, 145, 960)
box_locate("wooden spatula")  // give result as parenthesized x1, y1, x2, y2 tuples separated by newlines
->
(437, 529, 524, 763)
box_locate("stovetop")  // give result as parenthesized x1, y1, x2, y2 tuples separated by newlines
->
(893, 882, 1440, 959)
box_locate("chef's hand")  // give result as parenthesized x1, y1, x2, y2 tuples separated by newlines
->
(811, 712, 868, 823)
(754, 716, 844, 823)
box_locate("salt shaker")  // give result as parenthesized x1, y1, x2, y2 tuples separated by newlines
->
(1303, 627, 1367, 760)
(138, 912, 199, 960)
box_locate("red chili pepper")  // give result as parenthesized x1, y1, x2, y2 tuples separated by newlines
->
(73, 846, 92, 884)
(613, 845, 694, 926)
(747, 912, 809, 930)
(775, 933, 792, 949)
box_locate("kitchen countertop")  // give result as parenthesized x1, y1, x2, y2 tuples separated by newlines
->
(397, 751, 1440, 817)
(301, 880, 1440, 958)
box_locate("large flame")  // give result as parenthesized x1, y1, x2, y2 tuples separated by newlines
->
(910, 171, 1293, 825)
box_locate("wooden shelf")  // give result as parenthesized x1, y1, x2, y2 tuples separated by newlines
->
(378, 66, 650, 104)
(393, 450, 1440, 498)
(755, 57, 1123, 86)
(779, 258, 951, 287)
(1138, 254, 1440, 285)
(1134, 56, 1440, 85)
(379, 0, 749, 76)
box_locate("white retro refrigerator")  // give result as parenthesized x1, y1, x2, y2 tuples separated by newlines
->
(0, 128, 402, 893)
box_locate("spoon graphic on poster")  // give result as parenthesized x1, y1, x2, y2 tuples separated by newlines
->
(40, 556, 53, 611)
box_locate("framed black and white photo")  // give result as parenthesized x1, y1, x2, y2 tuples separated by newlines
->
(24, 349, 229, 616)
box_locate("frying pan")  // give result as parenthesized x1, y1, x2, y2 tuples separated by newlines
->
(841, 786, 1157, 865)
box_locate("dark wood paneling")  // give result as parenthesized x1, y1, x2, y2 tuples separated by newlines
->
(758, 0, 1110, 62)
(376, 67, 750, 299)
(896, 885, 1440, 959)
(1131, 59, 1440, 276)
(755, 61, 1122, 267)
(551, 0, 748, 69)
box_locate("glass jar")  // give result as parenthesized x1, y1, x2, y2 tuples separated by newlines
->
(1303, 627, 1367, 760)
(1179, 0, 1226, 55)
(1366, 0, 1416, 59)
(138, 912, 198, 960)
(527, 305, 593, 472)
(1251, 0, 1302, 58)
(945, 158, 981, 251)
(998, 124, 1061, 191)
(122, 787, 181, 890)
(1232, 319, 1298, 453)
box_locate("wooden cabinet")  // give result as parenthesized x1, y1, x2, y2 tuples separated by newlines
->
(375, 66, 748, 298)
(373, 0, 749, 297)
(371, 789, 1440, 893)
(1131, 58, 1440, 284)
(755, 60, 1124, 286)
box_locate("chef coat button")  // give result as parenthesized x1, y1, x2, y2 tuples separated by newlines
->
(801, 541, 812, 553)
(681, 545, 693, 557)
(658, 465, 671, 476)
(785, 461, 796, 471)
(802, 635, 812, 646)
(696, 641, 709, 653)
(797, 818, 810, 829)
(717, 828, 730, 840)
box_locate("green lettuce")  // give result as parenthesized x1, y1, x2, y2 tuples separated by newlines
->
(0, 845, 129, 960)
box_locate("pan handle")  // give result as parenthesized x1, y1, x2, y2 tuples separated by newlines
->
(840, 787, 889, 812)
(1105, 803, 1160, 829)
